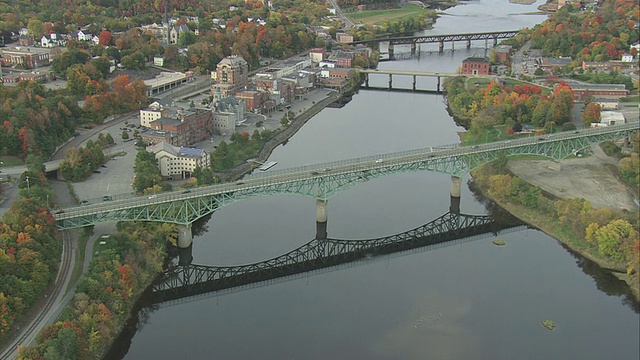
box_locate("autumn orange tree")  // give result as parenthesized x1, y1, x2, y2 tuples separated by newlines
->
(581, 102, 601, 127)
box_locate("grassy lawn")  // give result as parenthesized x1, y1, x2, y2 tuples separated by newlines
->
(620, 95, 639, 103)
(0, 155, 24, 167)
(347, 4, 430, 25)
(465, 77, 552, 95)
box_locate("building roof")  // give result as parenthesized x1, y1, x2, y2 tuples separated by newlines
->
(218, 55, 247, 68)
(463, 56, 490, 63)
(569, 83, 627, 91)
(147, 141, 205, 158)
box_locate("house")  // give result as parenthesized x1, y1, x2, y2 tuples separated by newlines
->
(146, 141, 210, 179)
(621, 53, 634, 62)
(461, 56, 490, 75)
(92, 35, 100, 45)
(41, 33, 65, 48)
(69, 30, 92, 42)
(154, 55, 164, 67)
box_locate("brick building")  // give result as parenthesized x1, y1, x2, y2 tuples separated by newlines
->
(211, 55, 249, 97)
(461, 57, 490, 75)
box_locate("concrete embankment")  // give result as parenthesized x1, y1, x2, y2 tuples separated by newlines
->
(217, 91, 340, 182)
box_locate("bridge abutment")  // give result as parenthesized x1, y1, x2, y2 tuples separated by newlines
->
(178, 224, 193, 249)
(450, 176, 462, 214)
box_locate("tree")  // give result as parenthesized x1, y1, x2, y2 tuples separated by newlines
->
(581, 102, 601, 127)
(98, 30, 112, 46)
(121, 130, 129, 140)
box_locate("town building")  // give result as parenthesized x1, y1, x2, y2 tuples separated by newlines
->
(141, 108, 213, 147)
(211, 55, 249, 97)
(539, 57, 572, 72)
(569, 83, 629, 102)
(336, 33, 354, 44)
(140, 98, 174, 127)
(0, 47, 50, 68)
(599, 111, 626, 126)
(333, 51, 354, 68)
(211, 88, 246, 134)
(143, 71, 192, 97)
(494, 45, 512, 64)
(147, 141, 210, 179)
(169, 24, 190, 44)
(309, 48, 327, 64)
(592, 98, 619, 111)
(461, 56, 490, 75)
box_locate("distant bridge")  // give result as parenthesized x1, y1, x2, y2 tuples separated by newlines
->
(350, 30, 521, 58)
(152, 211, 524, 305)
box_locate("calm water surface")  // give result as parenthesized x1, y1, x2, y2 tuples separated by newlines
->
(112, 1, 639, 359)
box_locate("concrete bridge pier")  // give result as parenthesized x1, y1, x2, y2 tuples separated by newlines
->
(436, 76, 441, 93)
(178, 244, 193, 266)
(485, 39, 488, 49)
(364, 73, 369, 88)
(177, 223, 193, 249)
(388, 43, 395, 60)
(316, 221, 327, 240)
(410, 42, 417, 55)
(412, 75, 416, 91)
(493, 38, 498, 47)
(450, 176, 462, 214)
(451, 41, 455, 51)
(316, 199, 328, 239)
(316, 199, 328, 223)
(388, 74, 393, 90)
(466, 39, 471, 49)
(438, 41, 444, 54)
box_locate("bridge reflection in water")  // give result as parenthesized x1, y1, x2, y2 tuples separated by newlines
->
(152, 211, 525, 305)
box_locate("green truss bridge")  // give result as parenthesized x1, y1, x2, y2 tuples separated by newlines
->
(53, 123, 638, 247)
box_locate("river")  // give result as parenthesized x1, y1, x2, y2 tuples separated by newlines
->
(108, 1, 640, 359)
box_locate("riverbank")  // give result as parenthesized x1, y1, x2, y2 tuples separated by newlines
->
(470, 163, 640, 302)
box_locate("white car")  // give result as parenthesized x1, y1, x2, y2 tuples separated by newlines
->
(148, 194, 157, 199)
(375, 158, 383, 163)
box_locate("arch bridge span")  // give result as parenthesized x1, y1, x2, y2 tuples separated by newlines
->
(53, 124, 638, 230)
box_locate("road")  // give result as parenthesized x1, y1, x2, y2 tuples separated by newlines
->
(326, 0, 354, 28)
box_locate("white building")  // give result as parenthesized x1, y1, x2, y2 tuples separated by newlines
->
(147, 141, 210, 179)
(140, 99, 173, 127)
(621, 53, 634, 62)
(599, 111, 626, 126)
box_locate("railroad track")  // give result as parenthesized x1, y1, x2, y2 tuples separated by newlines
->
(0, 232, 73, 360)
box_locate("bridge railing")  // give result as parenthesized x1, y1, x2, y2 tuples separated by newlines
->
(245, 142, 461, 180)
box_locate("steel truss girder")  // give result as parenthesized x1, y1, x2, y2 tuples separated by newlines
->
(152, 212, 519, 302)
(55, 125, 638, 230)
(390, 31, 520, 45)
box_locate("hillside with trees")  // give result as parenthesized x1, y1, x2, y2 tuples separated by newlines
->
(526, 0, 638, 66)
